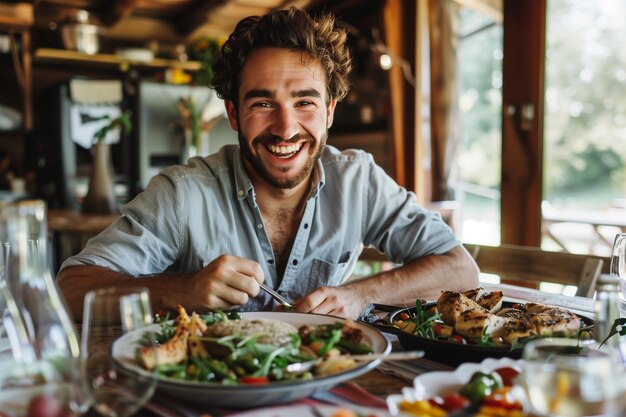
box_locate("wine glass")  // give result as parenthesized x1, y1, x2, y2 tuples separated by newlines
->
(519, 338, 625, 417)
(80, 287, 157, 417)
(610, 233, 626, 310)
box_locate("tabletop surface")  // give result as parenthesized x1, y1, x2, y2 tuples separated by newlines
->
(3, 284, 599, 417)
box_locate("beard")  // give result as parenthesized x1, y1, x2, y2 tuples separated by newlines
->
(239, 130, 327, 190)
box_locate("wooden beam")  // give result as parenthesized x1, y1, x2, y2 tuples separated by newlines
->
(34, 47, 202, 70)
(414, 0, 428, 203)
(383, 0, 407, 187)
(21, 30, 33, 131)
(501, 0, 546, 245)
(0, 3, 33, 30)
(174, 0, 228, 36)
(98, 0, 140, 27)
(428, 0, 460, 201)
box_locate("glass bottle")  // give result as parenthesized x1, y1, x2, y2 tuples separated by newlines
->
(593, 273, 625, 365)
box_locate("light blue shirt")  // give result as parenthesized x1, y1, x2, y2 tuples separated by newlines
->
(61, 145, 460, 311)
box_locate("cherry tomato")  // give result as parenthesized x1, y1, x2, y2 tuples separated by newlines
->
(398, 312, 411, 321)
(495, 366, 520, 387)
(433, 323, 443, 335)
(238, 376, 269, 384)
(27, 394, 63, 417)
(450, 335, 464, 344)
(429, 392, 471, 412)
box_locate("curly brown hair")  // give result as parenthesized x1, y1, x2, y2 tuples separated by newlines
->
(210, 7, 352, 105)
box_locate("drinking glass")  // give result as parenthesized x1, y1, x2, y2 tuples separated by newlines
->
(81, 287, 157, 417)
(519, 338, 625, 417)
(610, 233, 626, 309)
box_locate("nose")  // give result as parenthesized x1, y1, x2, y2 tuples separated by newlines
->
(269, 106, 299, 140)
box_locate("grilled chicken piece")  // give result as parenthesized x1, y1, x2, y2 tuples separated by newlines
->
(437, 291, 486, 325)
(462, 288, 482, 300)
(174, 305, 191, 326)
(188, 313, 210, 358)
(499, 319, 535, 345)
(524, 303, 581, 336)
(454, 309, 510, 340)
(138, 324, 190, 370)
(476, 291, 503, 314)
(496, 307, 527, 320)
(437, 291, 581, 345)
(460, 288, 503, 313)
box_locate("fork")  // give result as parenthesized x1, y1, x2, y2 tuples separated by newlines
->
(259, 282, 294, 309)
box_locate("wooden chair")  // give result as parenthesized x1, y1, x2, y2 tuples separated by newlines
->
(463, 243, 606, 297)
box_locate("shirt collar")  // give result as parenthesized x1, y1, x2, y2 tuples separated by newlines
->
(233, 147, 254, 200)
(309, 155, 326, 198)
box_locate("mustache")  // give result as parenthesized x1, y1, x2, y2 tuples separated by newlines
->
(254, 133, 313, 146)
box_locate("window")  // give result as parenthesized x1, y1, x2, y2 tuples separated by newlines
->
(542, 0, 626, 255)
(454, 6, 503, 245)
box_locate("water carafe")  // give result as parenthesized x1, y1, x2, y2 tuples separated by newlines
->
(0, 200, 87, 417)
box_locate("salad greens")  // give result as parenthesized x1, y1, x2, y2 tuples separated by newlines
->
(139, 310, 373, 385)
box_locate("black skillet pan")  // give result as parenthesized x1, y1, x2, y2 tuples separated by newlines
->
(373, 301, 594, 367)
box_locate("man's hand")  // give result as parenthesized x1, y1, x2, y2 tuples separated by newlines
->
(291, 286, 367, 319)
(187, 254, 265, 311)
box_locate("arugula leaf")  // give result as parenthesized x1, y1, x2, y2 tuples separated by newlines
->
(471, 325, 496, 347)
(405, 299, 442, 339)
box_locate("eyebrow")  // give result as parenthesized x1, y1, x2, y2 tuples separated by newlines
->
(292, 88, 322, 98)
(243, 89, 272, 100)
(242, 88, 322, 100)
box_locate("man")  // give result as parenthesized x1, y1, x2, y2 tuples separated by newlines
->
(57, 7, 478, 320)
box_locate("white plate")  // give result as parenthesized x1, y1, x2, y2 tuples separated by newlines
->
(386, 357, 525, 415)
(112, 311, 391, 408)
(228, 404, 394, 417)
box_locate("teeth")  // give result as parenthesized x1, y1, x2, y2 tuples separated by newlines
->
(268, 143, 303, 156)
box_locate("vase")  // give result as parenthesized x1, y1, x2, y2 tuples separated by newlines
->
(181, 129, 211, 164)
(181, 129, 197, 164)
(83, 142, 116, 214)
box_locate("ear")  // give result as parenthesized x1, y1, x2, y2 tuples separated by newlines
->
(326, 99, 337, 129)
(225, 100, 239, 131)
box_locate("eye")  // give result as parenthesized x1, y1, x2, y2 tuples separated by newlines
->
(251, 101, 272, 108)
(296, 100, 315, 107)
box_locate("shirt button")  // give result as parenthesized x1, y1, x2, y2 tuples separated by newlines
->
(238, 189, 244, 197)
(304, 223, 309, 229)
(292, 259, 298, 266)
(257, 224, 262, 229)
(268, 259, 274, 264)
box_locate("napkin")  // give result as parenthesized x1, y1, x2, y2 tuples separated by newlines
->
(376, 358, 453, 382)
(320, 382, 388, 408)
(146, 382, 389, 417)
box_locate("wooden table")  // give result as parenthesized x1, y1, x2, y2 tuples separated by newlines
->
(80, 285, 599, 417)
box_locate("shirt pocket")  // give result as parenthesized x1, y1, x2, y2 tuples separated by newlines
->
(307, 251, 352, 293)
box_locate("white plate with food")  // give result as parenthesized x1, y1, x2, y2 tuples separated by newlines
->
(112, 310, 390, 408)
(387, 357, 526, 416)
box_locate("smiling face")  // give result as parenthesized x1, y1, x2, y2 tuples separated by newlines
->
(225, 47, 337, 190)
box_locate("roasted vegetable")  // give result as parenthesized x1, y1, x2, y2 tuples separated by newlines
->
(459, 371, 503, 405)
